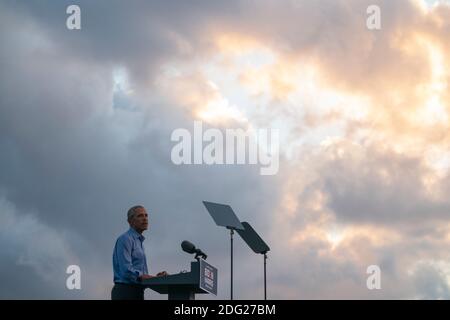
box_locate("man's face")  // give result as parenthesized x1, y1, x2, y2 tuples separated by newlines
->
(130, 207, 149, 233)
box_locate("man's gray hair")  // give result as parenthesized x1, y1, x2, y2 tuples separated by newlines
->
(127, 205, 145, 221)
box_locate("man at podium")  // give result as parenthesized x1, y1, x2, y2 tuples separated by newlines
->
(111, 205, 167, 300)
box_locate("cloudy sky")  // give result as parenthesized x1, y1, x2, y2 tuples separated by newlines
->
(1, 0, 450, 299)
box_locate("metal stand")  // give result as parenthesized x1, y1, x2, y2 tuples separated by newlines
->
(230, 228, 234, 300)
(203, 201, 245, 301)
(235, 221, 271, 300)
(264, 252, 267, 300)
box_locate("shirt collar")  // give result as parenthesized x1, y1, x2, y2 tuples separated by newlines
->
(128, 227, 145, 241)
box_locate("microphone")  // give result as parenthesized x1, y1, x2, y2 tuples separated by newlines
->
(181, 240, 207, 260)
(181, 240, 196, 254)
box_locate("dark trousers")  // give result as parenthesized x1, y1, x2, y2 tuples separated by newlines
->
(111, 283, 145, 300)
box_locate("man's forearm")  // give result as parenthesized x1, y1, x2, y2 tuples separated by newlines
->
(138, 274, 154, 280)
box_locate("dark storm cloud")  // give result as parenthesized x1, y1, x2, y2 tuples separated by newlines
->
(412, 262, 450, 299)
(1, 0, 244, 84)
(320, 142, 450, 226)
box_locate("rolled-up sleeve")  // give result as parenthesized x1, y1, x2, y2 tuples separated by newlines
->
(115, 236, 141, 283)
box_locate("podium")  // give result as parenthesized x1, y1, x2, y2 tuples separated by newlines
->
(142, 259, 218, 300)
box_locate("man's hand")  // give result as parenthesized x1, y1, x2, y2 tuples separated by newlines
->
(156, 271, 168, 277)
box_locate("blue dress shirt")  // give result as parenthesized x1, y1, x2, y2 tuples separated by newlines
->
(113, 227, 149, 284)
